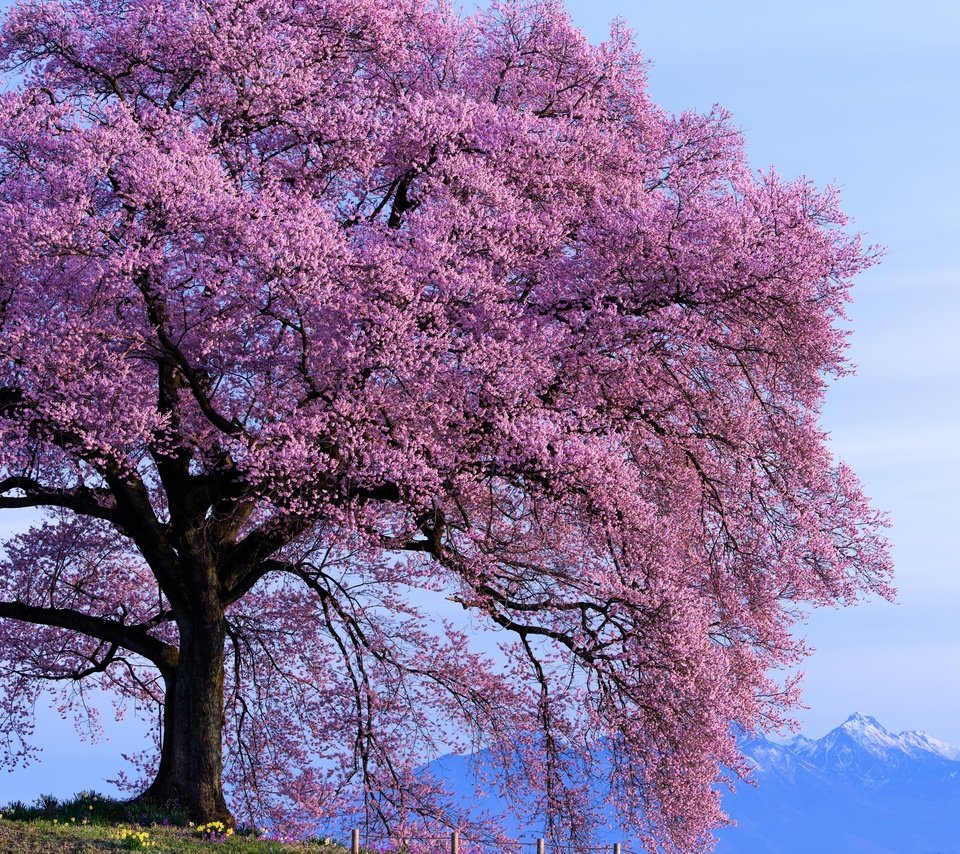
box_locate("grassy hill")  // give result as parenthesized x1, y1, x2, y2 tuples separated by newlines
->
(0, 794, 355, 854)
(0, 819, 347, 853)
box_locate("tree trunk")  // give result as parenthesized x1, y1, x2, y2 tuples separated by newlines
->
(139, 601, 233, 825)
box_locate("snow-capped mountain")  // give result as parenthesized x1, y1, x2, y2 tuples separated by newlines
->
(751, 711, 960, 786)
(799, 711, 959, 762)
(717, 713, 960, 853)
(424, 714, 960, 853)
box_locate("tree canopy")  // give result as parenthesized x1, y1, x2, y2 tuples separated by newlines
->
(0, 0, 891, 850)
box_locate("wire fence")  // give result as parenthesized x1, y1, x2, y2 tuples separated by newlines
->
(323, 828, 634, 853)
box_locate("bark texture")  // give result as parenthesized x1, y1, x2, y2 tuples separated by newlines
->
(140, 610, 231, 824)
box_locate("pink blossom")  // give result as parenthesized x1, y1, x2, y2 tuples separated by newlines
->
(0, 0, 891, 850)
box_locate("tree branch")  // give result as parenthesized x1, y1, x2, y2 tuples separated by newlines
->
(219, 517, 310, 605)
(0, 476, 119, 523)
(101, 467, 187, 610)
(135, 272, 246, 440)
(0, 601, 179, 675)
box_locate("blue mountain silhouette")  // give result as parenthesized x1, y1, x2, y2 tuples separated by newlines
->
(425, 713, 960, 852)
(716, 712, 960, 853)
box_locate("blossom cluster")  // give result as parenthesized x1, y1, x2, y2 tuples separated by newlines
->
(0, 0, 892, 850)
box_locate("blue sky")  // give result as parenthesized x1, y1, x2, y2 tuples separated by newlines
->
(564, 0, 960, 744)
(1, 0, 959, 804)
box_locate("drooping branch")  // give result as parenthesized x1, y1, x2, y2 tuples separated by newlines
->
(0, 434, 186, 610)
(22, 641, 122, 683)
(0, 601, 179, 675)
(398, 519, 640, 677)
(0, 476, 119, 523)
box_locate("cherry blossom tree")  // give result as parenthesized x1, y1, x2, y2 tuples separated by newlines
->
(0, 0, 891, 849)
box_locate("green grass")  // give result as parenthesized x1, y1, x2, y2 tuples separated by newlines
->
(0, 791, 189, 827)
(0, 819, 352, 852)
(0, 793, 356, 853)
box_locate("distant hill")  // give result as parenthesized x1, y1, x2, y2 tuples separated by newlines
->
(426, 713, 960, 852)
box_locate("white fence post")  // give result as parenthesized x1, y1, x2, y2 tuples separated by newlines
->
(451, 829, 460, 854)
(351, 828, 360, 854)
(536, 838, 545, 854)
(613, 844, 622, 854)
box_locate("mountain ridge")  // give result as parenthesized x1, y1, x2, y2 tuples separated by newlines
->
(717, 712, 960, 853)
(745, 710, 960, 786)
(424, 713, 960, 853)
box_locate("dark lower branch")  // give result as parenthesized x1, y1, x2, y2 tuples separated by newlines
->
(0, 476, 119, 523)
(0, 601, 178, 674)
